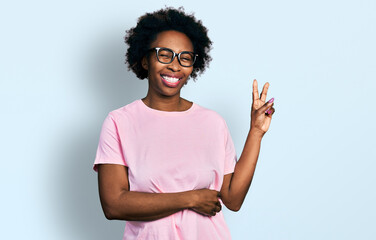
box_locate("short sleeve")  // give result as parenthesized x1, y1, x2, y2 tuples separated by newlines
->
(93, 113, 127, 172)
(224, 122, 237, 175)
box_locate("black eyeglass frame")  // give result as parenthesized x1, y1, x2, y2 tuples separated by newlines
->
(148, 47, 198, 67)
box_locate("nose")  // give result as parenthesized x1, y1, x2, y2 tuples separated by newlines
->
(167, 56, 181, 72)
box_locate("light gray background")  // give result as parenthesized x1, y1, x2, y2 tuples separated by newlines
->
(1, 0, 375, 239)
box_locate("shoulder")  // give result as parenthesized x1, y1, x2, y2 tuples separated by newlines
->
(99, 100, 145, 130)
(106, 99, 142, 120)
(193, 103, 227, 127)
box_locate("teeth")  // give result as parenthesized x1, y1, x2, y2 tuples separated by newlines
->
(162, 75, 180, 83)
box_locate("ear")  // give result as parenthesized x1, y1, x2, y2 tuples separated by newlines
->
(141, 56, 148, 70)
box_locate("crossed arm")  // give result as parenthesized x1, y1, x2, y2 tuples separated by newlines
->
(97, 80, 275, 221)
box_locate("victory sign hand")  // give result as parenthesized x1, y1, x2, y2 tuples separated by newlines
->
(251, 79, 275, 136)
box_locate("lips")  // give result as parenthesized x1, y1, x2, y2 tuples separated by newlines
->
(160, 74, 182, 87)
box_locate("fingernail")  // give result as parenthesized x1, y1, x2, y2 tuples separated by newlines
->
(265, 108, 270, 114)
(268, 110, 272, 114)
(268, 98, 274, 103)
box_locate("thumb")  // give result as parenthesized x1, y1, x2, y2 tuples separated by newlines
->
(258, 98, 274, 113)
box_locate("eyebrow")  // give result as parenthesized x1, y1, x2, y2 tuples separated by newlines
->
(153, 46, 194, 53)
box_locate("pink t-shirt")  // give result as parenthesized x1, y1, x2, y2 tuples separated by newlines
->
(94, 99, 237, 240)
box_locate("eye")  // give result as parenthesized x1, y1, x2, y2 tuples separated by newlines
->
(158, 49, 173, 60)
(180, 53, 194, 62)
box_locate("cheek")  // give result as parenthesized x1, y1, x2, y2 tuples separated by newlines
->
(150, 62, 166, 73)
(185, 67, 194, 76)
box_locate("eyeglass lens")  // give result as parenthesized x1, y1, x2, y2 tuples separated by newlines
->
(157, 48, 195, 67)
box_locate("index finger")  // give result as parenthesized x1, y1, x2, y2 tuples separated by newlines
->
(260, 82, 270, 102)
(252, 79, 259, 102)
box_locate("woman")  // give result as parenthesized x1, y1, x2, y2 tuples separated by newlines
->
(93, 7, 275, 240)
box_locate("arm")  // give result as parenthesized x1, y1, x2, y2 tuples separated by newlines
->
(220, 79, 275, 211)
(98, 164, 222, 221)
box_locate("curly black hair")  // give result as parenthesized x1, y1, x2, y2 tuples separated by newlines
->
(124, 7, 212, 80)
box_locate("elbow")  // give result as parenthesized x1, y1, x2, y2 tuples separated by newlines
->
(103, 207, 134, 221)
(101, 197, 125, 220)
(223, 200, 242, 212)
(102, 204, 118, 220)
(100, 191, 129, 220)
(101, 199, 133, 221)
(228, 204, 241, 212)
(104, 212, 114, 220)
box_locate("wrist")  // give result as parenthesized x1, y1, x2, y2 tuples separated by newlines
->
(181, 190, 196, 209)
(249, 128, 264, 139)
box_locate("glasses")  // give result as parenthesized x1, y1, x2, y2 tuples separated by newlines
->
(149, 47, 198, 67)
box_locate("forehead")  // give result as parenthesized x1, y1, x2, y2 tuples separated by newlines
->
(150, 30, 194, 52)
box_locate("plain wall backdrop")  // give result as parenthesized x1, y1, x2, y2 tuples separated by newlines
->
(1, 0, 375, 239)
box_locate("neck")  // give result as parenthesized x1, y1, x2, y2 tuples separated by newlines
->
(142, 92, 187, 112)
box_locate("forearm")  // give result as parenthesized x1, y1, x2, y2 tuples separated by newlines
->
(221, 79, 274, 211)
(102, 190, 194, 221)
(225, 129, 263, 210)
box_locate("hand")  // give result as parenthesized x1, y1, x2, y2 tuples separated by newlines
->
(251, 79, 275, 136)
(190, 189, 222, 217)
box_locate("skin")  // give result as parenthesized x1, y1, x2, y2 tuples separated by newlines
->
(97, 30, 275, 221)
(220, 80, 275, 211)
(141, 30, 194, 112)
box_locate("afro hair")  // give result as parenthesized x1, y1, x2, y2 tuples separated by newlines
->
(124, 7, 212, 80)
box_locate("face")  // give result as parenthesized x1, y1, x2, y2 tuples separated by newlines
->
(142, 30, 194, 98)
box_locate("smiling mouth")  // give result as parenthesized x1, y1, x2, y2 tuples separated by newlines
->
(161, 74, 181, 87)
